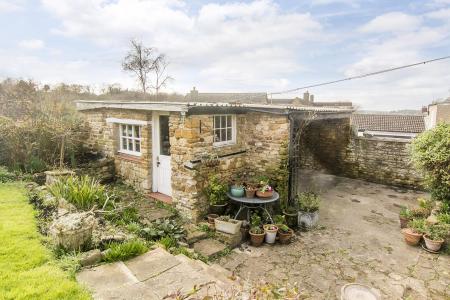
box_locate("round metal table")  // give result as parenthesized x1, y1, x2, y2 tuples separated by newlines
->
(227, 191, 279, 223)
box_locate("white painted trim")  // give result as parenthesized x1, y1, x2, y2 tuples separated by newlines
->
(151, 112, 159, 193)
(212, 114, 237, 147)
(118, 150, 142, 157)
(106, 117, 151, 125)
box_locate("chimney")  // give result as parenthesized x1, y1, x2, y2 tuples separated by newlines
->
(303, 91, 310, 103)
(190, 86, 199, 101)
(421, 106, 428, 114)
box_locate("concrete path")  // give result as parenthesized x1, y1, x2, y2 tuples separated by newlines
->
(77, 248, 237, 299)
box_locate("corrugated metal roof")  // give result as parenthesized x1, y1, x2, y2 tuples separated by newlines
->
(76, 100, 354, 113)
(352, 114, 425, 133)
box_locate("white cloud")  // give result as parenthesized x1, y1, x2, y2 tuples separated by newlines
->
(40, 0, 323, 92)
(18, 39, 45, 50)
(0, 0, 23, 13)
(310, 0, 359, 7)
(359, 12, 422, 33)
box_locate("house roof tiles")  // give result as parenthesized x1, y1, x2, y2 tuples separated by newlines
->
(351, 114, 425, 133)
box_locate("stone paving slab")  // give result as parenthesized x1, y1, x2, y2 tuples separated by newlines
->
(77, 262, 138, 295)
(124, 247, 180, 281)
(95, 282, 160, 300)
(193, 238, 227, 258)
(143, 261, 217, 298)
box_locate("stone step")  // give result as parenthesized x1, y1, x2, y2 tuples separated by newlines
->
(184, 224, 209, 245)
(192, 238, 228, 259)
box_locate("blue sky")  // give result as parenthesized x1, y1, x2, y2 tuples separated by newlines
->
(1, 0, 449, 110)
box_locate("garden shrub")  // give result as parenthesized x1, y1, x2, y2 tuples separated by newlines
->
(140, 219, 185, 241)
(411, 123, 450, 207)
(103, 240, 148, 262)
(0, 166, 16, 183)
(48, 175, 108, 210)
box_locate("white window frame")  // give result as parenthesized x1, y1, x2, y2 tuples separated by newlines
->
(119, 124, 142, 156)
(213, 114, 236, 147)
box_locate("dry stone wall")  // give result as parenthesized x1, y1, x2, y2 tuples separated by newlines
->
(299, 117, 423, 188)
(170, 112, 289, 221)
(81, 109, 152, 191)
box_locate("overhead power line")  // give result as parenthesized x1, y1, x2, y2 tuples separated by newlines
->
(269, 55, 450, 96)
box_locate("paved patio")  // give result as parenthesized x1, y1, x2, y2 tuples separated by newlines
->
(219, 171, 450, 299)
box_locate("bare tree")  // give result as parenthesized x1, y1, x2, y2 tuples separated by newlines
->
(149, 54, 173, 101)
(122, 40, 154, 95)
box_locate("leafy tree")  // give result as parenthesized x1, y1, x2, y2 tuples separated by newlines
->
(411, 123, 450, 206)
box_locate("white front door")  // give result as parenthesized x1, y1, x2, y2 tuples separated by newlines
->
(153, 113, 172, 196)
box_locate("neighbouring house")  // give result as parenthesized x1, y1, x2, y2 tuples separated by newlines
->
(424, 97, 450, 129)
(76, 88, 353, 220)
(351, 113, 425, 139)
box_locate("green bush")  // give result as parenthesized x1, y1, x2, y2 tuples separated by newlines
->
(296, 191, 320, 212)
(158, 236, 178, 250)
(407, 218, 426, 234)
(48, 175, 107, 210)
(425, 223, 450, 241)
(103, 240, 148, 262)
(204, 175, 228, 205)
(0, 166, 16, 183)
(139, 219, 185, 241)
(411, 123, 450, 204)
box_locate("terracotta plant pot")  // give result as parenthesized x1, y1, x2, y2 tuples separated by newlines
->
(423, 235, 444, 252)
(399, 216, 410, 229)
(207, 214, 219, 224)
(278, 228, 294, 244)
(245, 188, 257, 198)
(256, 190, 273, 198)
(401, 228, 423, 246)
(263, 224, 278, 244)
(249, 230, 265, 247)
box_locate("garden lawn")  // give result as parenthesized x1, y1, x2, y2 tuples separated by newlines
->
(0, 183, 91, 300)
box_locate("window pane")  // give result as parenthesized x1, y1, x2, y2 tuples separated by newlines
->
(134, 126, 140, 138)
(220, 129, 226, 142)
(128, 125, 133, 137)
(121, 125, 126, 136)
(135, 140, 141, 152)
(214, 129, 221, 142)
(221, 116, 226, 128)
(122, 138, 127, 150)
(214, 116, 220, 129)
(128, 139, 133, 151)
(226, 128, 232, 141)
(227, 115, 231, 127)
(159, 116, 170, 156)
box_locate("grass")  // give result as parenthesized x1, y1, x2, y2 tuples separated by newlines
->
(0, 183, 91, 300)
(103, 240, 148, 262)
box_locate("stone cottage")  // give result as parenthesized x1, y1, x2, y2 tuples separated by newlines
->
(76, 91, 353, 220)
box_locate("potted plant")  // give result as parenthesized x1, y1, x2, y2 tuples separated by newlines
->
(283, 206, 298, 228)
(278, 224, 294, 244)
(205, 175, 228, 214)
(297, 192, 320, 229)
(207, 213, 219, 225)
(214, 216, 243, 234)
(263, 224, 278, 244)
(245, 183, 257, 198)
(249, 214, 265, 247)
(423, 224, 449, 252)
(273, 214, 286, 228)
(401, 219, 426, 246)
(399, 207, 412, 229)
(256, 178, 274, 198)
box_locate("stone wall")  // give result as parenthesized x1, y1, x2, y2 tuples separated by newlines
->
(299, 117, 423, 188)
(80, 109, 152, 191)
(81, 108, 290, 221)
(170, 112, 289, 220)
